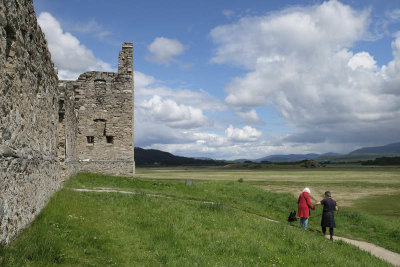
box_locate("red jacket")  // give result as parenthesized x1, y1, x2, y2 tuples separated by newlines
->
(297, 192, 314, 218)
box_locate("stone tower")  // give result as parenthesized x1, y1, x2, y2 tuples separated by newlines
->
(58, 43, 135, 176)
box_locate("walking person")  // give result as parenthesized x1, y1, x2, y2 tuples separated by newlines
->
(314, 191, 338, 240)
(297, 187, 314, 230)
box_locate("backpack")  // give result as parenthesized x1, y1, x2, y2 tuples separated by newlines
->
(288, 210, 297, 222)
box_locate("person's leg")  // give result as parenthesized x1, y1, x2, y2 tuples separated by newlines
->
(303, 217, 309, 230)
(300, 218, 304, 229)
(322, 226, 326, 235)
(329, 228, 334, 240)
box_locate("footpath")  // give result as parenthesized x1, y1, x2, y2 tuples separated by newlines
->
(73, 188, 400, 266)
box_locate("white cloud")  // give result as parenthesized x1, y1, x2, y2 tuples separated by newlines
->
(69, 18, 112, 39)
(38, 12, 111, 80)
(135, 72, 226, 112)
(211, 1, 369, 69)
(222, 9, 235, 19)
(135, 71, 156, 89)
(387, 9, 400, 22)
(348, 52, 377, 70)
(134, 71, 227, 151)
(234, 108, 260, 123)
(210, 0, 400, 148)
(147, 37, 185, 65)
(225, 125, 262, 142)
(139, 95, 208, 128)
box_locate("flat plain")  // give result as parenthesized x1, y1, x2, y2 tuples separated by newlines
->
(136, 165, 400, 208)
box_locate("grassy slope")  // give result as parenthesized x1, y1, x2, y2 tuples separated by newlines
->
(72, 172, 400, 254)
(350, 194, 400, 218)
(0, 173, 393, 266)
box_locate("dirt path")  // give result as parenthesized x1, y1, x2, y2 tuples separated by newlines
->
(72, 188, 399, 266)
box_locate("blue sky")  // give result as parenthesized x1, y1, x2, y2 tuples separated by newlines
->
(34, 0, 400, 159)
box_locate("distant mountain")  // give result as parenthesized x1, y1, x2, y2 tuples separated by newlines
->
(349, 142, 400, 154)
(255, 153, 320, 162)
(320, 152, 342, 157)
(134, 147, 225, 166)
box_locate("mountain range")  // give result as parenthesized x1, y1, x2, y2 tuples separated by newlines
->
(134, 147, 225, 166)
(134, 142, 400, 166)
(252, 142, 400, 163)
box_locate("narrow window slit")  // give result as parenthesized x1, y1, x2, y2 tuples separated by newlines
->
(87, 136, 94, 143)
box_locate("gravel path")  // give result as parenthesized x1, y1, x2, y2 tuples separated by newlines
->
(73, 188, 399, 266)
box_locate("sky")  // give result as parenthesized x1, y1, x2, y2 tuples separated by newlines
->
(33, 0, 400, 159)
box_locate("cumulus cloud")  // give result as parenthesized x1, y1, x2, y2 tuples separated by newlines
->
(139, 95, 208, 128)
(147, 37, 185, 65)
(347, 52, 377, 70)
(233, 108, 260, 123)
(210, 0, 400, 148)
(38, 12, 112, 80)
(225, 125, 262, 142)
(134, 71, 228, 151)
(135, 71, 226, 112)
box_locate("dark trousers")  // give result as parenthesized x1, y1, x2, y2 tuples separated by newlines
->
(322, 226, 334, 239)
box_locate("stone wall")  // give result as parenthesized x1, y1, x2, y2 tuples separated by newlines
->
(60, 43, 135, 177)
(58, 81, 79, 178)
(0, 0, 135, 244)
(0, 0, 61, 244)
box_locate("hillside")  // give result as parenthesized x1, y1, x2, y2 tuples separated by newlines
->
(134, 147, 225, 166)
(350, 142, 400, 154)
(255, 153, 320, 162)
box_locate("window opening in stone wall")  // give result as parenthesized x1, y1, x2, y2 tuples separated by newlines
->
(106, 136, 114, 144)
(87, 136, 94, 143)
(94, 80, 106, 104)
(59, 112, 65, 123)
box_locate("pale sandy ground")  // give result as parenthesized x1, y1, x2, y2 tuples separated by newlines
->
(74, 187, 400, 266)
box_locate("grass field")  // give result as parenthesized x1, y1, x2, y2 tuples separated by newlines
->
(1, 166, 399, 266)
(135, 166, 400, 253)
(136, 166, 400, 207)
(0, 172, 394, 266)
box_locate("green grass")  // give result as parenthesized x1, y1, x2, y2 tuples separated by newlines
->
(135, 165, 400, 185)
(0, 173, 395, 266)
(350, 194, 400, 218)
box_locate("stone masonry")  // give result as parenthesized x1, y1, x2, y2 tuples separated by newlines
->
(0, 0, 135, 244)
(59, 43, 135, 176)
(0, 0, 61, 244)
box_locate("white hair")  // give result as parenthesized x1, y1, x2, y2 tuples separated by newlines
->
(302, 187, 311, 194)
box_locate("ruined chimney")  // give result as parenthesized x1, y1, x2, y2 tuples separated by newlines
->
(118, 42, 133, 76)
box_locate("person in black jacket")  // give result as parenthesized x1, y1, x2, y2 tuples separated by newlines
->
(314, 191, 338, 240)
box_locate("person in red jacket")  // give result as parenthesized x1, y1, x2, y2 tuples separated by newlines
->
(297, 187, 314, 230)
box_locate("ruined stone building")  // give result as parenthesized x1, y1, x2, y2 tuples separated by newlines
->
(58, 43, 135, 177)
(0, 0, 134, 244)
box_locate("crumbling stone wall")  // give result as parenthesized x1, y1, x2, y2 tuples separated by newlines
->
(0, 0, 61, 244)
(58, 81, 79, 178)
(60, 43, 135, 176)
